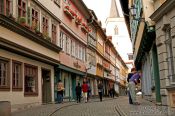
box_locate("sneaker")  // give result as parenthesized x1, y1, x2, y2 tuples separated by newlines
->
(133, 102, 140, 105)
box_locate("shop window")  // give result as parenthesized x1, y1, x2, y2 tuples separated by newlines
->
(0, 58, 10, 90)
(24, 64, 38, 96)
(12, 60, 22, 91)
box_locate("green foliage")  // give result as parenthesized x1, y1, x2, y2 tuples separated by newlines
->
(19, 17, 26, 24)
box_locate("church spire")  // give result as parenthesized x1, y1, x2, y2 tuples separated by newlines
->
(109, 0, 120, 18)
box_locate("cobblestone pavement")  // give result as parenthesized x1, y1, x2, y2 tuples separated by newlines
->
(51, 99, 120, 116)
(12, 96, 175, 116)
(12, 98, 121, 116)
(116, 96, 175, 116)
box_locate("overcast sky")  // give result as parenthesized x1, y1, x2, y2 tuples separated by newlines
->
(83, 0, 123, 28)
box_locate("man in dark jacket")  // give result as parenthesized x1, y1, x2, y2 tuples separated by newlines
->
(75, 83, 82, 103)
(98, 81, 103, 102)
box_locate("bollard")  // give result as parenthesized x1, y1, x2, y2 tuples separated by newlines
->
(0, 101, 11, 116)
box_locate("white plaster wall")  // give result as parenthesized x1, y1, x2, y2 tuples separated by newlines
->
(37, 0, 62, 19)
(106, 18, 132, 62)
(0, 49, 55, 105)
(0, 27, 60, 61)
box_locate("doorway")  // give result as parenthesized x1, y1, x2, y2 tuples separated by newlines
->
(42, 68, 51, 103)
(71, 74, 76, 100)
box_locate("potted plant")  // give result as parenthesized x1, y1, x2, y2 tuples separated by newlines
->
(19, 17, 26, 26)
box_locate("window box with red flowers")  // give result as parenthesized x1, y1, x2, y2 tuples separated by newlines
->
(69, 9, 77, 18)
(64, 6, 74, 19)
(81, 22, 88, 33)
(75, 17, 82, 25)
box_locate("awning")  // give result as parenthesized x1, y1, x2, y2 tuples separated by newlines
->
(135, 23, 156, 70)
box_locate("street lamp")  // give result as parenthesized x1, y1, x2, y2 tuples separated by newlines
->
(130, 5, 145, 22)
(130, 5, 136, 17)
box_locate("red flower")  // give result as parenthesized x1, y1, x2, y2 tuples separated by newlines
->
(65, 5, 69, 10)
(82, 22, 86, 26)
(76, 17, 82, 22)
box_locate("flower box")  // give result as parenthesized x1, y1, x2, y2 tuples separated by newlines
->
(65, 5, 69, 10)
(75, 17, 82, 25)
(81, 25, 88, 33)
(64, 7, 74, 19)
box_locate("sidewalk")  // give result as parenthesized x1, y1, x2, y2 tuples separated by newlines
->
(115, 96, 175, 116)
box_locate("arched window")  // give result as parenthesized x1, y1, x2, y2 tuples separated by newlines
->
(114, 25, 118, 35)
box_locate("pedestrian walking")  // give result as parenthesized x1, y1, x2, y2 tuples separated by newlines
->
(98, 81, 103, 102)
(82, 81, 88, 103)
(110, 85, 115, 98)
(127, 68, 136, 104)
(75, 82, 82, 103)
(57, 80, 64, 103)
(87, 82, 91, 102)
(128, 71, 141, 105)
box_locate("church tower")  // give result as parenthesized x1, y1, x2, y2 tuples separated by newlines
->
(106, 0, 132, 64)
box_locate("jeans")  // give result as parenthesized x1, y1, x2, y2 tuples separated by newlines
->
(128, 81, 136, 103)
(128, 91, 133, 104)
(99, 92, 102, 101)
(57, 91, 63, 103)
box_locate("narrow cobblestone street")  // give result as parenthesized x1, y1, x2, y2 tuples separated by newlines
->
(12, 98, 121, 116)
(12, 96, 175, 116)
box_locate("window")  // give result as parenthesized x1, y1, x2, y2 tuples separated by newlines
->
(114, 25, 118, 35)
(12, 61, 22, 91)
(98, 37, 103, 45)
(0, 0, 3, 14)
(0, 0, 12, 15)
(42, 16, 48, 35)
(71, 40, 75, 56)
(0, 58, 10, 90)
(165, 28, 175, 82)
(79, 45, 82, 60)
(31, 8, 39, 29)
(24, 64, 38, 95)
(59, 31, 64, 48)
(66, 36, 70, 54)
(63, 34, 66, 51)
(82, 47, 85, 61)
(52, 24, 57, 44)
(75, 42, 78, 58)
(18, 0, 26, 17)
